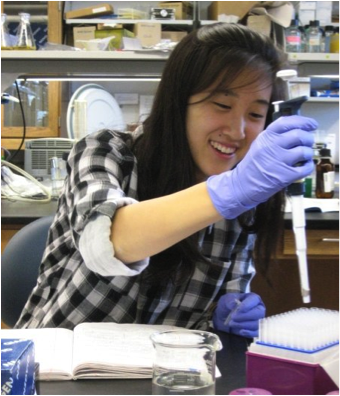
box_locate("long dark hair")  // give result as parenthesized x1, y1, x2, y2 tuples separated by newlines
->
(133, 23, 288, 285)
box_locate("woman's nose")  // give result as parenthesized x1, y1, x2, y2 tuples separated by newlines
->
(220, 117, 246, 140)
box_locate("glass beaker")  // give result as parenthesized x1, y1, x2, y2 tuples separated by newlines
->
(15, 13, 36, 50)
(1, 13, 11, 49)
(150, 330, 222, 395)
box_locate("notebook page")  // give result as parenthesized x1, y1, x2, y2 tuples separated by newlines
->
(72, 323, 179, 377)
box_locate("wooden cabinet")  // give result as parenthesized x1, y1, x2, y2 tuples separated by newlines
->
(252, 226, 339, 316)
(1, 2, 62, 150)
(283, 229, 339, 257)
(1, 225, 23, 254)
(1, 82, 61, 150)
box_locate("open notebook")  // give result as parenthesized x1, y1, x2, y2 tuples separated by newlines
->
(2, 323, 181, 381)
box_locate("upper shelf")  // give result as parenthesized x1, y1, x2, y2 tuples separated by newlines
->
(1, 51, 338, 83)
(288, 53, 339, 63)
(1, 50, 169, 61)
(65, 18, 194, 25)
(1, 50, 168, 82)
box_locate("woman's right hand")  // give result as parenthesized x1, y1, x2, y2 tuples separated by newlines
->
(207, 115, 318, 219)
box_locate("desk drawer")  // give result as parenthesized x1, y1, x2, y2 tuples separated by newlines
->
(284, 229, 339, 256)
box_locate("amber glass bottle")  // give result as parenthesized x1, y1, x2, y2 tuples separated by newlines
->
(316, 148, 335, 198)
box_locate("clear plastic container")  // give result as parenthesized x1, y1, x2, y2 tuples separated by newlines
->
(15, 12, 36, 50)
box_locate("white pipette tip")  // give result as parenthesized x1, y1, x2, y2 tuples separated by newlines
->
(224, 299, 242, 326)
(302, 292, 311, 304)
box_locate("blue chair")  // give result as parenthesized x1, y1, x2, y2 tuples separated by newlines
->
(1, 215, 54, 328)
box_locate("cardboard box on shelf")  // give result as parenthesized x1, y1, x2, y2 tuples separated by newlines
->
(73, 26, 96, 47)
(158, 2, 193, 20)
(73, 26, 135, 50)
(133, 22, 162, 47)
(65, 3, 114, 19)
(161, 31, 187, 42)
(247, 15, 271, 37)
(97, 23, 124, 30)
(95, 28, 135, 49)
(208, 1, 257, 21)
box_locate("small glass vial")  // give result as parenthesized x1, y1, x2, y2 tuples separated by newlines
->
(316, 148, 335, 198)
(307, 20, 321, 53)
(305, 144, 323, 198)
(330, 27, 339, 53)
(285, 19, 301, 53)
(1, 13, 11, 49)
(15, 12, 36, 50)
(323, 25, 334, 53)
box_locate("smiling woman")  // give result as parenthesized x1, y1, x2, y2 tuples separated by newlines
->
(186, 76, 272, 182)
(15, 24, 317, 338)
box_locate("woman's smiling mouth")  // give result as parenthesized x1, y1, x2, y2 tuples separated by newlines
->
(210, 140, 237, 155)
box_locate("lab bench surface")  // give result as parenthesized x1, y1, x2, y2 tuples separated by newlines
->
(37, 331, 249, 395)
(1, 200, 58, 225)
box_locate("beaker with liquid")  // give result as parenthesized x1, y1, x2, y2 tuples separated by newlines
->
(150, 330, 222, 395)
(15, 13, 36, 50)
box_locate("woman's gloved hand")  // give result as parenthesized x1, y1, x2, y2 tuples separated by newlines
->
(213, 292, 265, 338)
(207, 115, 318, 219)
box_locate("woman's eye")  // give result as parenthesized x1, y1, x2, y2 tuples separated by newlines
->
(250, 112, 265, 119)
(213, 102, 231, 110)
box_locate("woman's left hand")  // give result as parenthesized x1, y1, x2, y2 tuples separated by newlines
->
(213, 292, 265, 338)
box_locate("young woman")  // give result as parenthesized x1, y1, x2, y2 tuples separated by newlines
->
(16, 23, 317, 336)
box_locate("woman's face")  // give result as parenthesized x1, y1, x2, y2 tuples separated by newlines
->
(186, 73, 272, 183)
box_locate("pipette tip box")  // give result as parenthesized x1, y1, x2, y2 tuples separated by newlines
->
(246, 350, 338, 395)
(246, 308, 339, 395)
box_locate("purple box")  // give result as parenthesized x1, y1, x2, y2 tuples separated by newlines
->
(246, 351, 338, 395)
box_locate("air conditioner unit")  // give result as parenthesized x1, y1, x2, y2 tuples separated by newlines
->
(24, 138, 75, 178)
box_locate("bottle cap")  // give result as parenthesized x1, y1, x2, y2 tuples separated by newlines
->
(290, 19, 299, 27)
(319, 148, 331, 157)
(310, 20, 320, 27)
(229, 388, 272, 395)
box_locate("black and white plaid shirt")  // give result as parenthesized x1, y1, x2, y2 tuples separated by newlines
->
(15, 129, 256, 330)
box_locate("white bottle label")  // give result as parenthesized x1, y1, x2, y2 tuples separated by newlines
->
(323, 171, 335, 192)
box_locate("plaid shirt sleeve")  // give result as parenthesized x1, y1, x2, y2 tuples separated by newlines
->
(79, 214, 149, 276)
(65, 130, 138, 247)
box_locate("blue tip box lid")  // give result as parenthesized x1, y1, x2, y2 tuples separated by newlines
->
(1, 339, 36, 395)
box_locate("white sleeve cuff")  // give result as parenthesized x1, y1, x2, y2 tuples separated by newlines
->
(79, 213, 149, 277)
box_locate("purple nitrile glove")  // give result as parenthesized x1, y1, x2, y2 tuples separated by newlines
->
(207, 115, 318, 219)
(213, 292, 265, 338)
